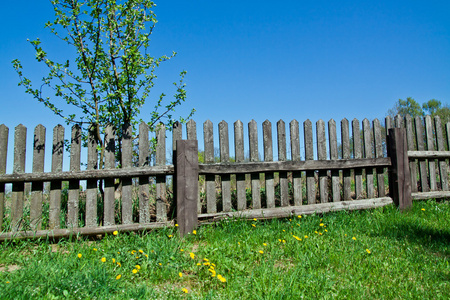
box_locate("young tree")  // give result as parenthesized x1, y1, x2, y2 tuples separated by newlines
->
(387, 97, 424, 118)
(12, 0, 194, 167)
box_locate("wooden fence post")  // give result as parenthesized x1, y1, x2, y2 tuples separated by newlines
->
(176, 139, 198, 237)
(388, 128, 412, 210)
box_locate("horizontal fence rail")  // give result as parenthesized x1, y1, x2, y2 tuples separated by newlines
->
(0, 114, 449, 240)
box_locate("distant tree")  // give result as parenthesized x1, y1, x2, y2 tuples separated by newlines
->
(12, 0, 194, 168)
(387, 97, 424, 118)
(422, 99, 450, 124)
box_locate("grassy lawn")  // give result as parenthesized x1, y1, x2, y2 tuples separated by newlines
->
(1, 200, 449, 299)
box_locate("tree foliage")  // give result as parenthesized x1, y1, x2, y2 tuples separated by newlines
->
(12, 0, 194, 165)
(388, 97, 450, 123)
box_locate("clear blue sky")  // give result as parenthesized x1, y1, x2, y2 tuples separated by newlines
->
(0, 0, 449, 170)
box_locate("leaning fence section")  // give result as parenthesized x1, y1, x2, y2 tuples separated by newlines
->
(0, 115, 449, 240)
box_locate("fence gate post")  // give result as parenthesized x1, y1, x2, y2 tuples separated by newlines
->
(176, 140, 199, 237)
(387, 128, 412, 210)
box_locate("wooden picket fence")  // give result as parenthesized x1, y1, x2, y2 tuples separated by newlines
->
(0, 115, 449, 240)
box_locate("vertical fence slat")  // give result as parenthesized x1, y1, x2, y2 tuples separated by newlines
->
(0, 125, 8, 230)
(138, 122, 150, 224)
(249, 120, 261, 209)
(11, 124, 26, 230)
(395, 115, 404, 128)
(352, 119, 363, 199)
(31, 124, 45, 230)
(234, 120, 246, 210)
(424, 116, 437, 191)
(415, 117, 429, 192)
(68, 125, 81, 228)
(435, 116, 449, 191)
(373, 119, 385, 197)
(186, 119, 201, 213)
(219, 121, 231, 212)
(405, 115, 418, 193)
(121, 123, 133, 224)
(204, 120, 216, 213)
(85, 125, 98, 227)
(104, 125, 115, 226)
(363, 119, 375, 198)
(277, 120, 289, 207)
(49, 125, 64, 229)
(341, 119, 352, 200)
(263, 120, 275, 208)
(317, 120, 328, 203)
(304, 120, 315, 204)
(328, 119, 340, 202)
(290, 120, 302, 206)
(156, 123, 167, 221)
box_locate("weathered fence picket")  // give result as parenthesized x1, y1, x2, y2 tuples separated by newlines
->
(0, 125, 8, 230)
(317, 120, 328, 203)
(352, 119, 363, 199)
(341, 119, 351, 200)
(156, 123, 167, 222)
(103, 125, 115, 226)
(31, 124, 45, 230)
(204, 120, 216, 213)
(363, 119, 375, 198)
(234, 120, 246, 210)
(435, 117, 449, 191)
(68, 125, 81, 228)
(277, 120, 289, 207)
(328, 119, 340, 202)
(304, 119, 315, 204)
(415, 116, 429, 192)
(289, 120, 302, 206)
(249, 120, 261, 209)
(263, 120, 275, 208)
(138, 121, 150, 224)
(219, 121, 231, 212)
(11, 124, 26, 230)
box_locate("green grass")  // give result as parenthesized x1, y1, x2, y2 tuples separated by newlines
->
(1, 200, 450, 299)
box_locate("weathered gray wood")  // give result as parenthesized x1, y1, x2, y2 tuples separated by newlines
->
(204, 120, 216, 213)
(31, 124, 45, 230)
(394, 114, 404, 128)
(352, 119, 363, 199)
(263, 120, 275, 208)
(328, 119, 340, 202)
(434, 116, 448, 191)
(406, 152, 450, 159)
(317, 120, 328, 203)
(414, 116, 429, 192)
(385, 116, 393, 136)
(388, 128, 412, 210)
(412, 191, 450, 200)
(304, 119, 316, 204)
(219, 121, 231, 212)
(68, 125, 81, 228)
(199, 197, 393, 221)
(373, 119, 385, 197)
(187, 120, 201, 213)
(11, 125, 27, 230)
(104, 125, 116, 226)
(447, 123, 450, 151)
(138, 122, 150, 224)
(405, 115, 418, 193)
(85, 125, 98, 228)
(424, 116, 437, 191)
(277, 120, 289, 207)
(156, 123, 167, 222)
(234, 120, 246, 210)
(249, 120, 261, 209)
(121, 123, 133, 224)
(176, 140, 199, 237)
(0, 220, 174, 241)
(49, 125, 64, 229)
(290, 120, 302, 206)
(341, 119, 352, 200)
(0, 125, 8, 230)
(362, 119, 375, 198)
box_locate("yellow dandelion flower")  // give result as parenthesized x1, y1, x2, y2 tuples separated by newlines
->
(175, 224, 179, 227)
(151, 250, 154, 253)
(117, 262, 121, 267)
(203, 262, 211, 266)
(211, 263, 216, 267)
(293, 235, 302, 241)
(158, 263, 162, 266)
(168, 235, 173, 238)
(258, 250, 264, 254)
(132, 269, 138, 274)
(197, 263, 201, 266)
(116, 274, 121, 280)
(297, 215, 302, 218)
(190, 252, 195, 259)
(217, 275, 227, 283)
(145, 254, 148, 258)
(304, 235, 308, 239)
(282, 240, 286, 243)
(180, 249, 184, 252)
(179, 272, 183, 278)
(117, 252, 120, 254)
(6, 281, 10, 284)
(139, 249, 144, 254)
(113, 230, 118, 236)
(366, 249, 371, 254)
(93, 248, 97, 251)
(203, 258, 209, 262)
(182, 288, 189, 294)
(282, 229, 285, 232)
(238, 242, 241, 245)
(278, 239, 282, 242)
(315, 231, 318, 234)
(252, 224, 256, 227)
(319, 232, 323, 236)
(193, 230, 197, 235)
(131, 250, 136, 254)
(319, 223, 324, 227)
(77, 253, 82, 258)
(352, 237, 356, 240)
(253, 218, 257, 221)
(289, 219, 292, 221)
(112, 258, 116, 263)
(421, 208, 425, 211)
(135, 265, 141, 270)
(263, 243, 267, 246)
(325, 229, 328, 232)
(345, 234, 347, 236)
(101, 257, 106, 263)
